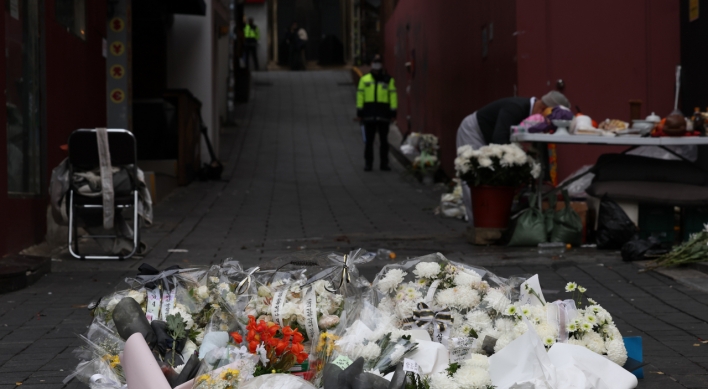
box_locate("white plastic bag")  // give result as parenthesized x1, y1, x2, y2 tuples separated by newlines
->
(240, 374, 317, 389)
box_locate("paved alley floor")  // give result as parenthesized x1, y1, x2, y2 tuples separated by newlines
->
(1, 71, 707, 388)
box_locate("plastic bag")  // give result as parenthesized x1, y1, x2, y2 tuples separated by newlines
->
(621, 237, 661, 262)
(508, 194, 547, 247)
(558, 165, 595, 198)
(550, 190, 583, 246)
(439, 179, 467, 220)
(596, 196, 637, 250)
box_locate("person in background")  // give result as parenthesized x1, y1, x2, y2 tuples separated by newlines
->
(243, 17, 260, 70)
(357, 55, 398, 172)
(285, 22, 303, 70)
(456, 91, 570, 224)
(297, 25, 309, 69)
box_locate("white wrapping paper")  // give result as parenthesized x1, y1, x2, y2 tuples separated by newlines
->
(489, 323, 638, 389)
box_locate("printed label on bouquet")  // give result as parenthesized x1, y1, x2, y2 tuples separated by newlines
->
(447, 337, 473, 349)
(271, 289, 288, 327)
(403, 358, 420, 374)
(449, 346, 471, 363)
(332, 355, 353, 370)
(145, 288, 161, 322)
(424, 280, 441, 305)
(303, 287, 320, 353)
(160, 287, 177, 320)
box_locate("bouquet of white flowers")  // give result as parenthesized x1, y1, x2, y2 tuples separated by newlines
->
(454, 143, 540, 187)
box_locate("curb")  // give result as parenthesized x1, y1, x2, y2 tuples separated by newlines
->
(0, 255, 52, 294)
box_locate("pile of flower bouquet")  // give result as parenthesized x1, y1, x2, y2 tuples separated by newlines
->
(66, 250, 638, 389)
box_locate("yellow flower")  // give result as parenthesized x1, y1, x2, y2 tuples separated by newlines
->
(220, 369, 240, 381)
(109, 355, 121, 369)
(196, 374, 212, 386)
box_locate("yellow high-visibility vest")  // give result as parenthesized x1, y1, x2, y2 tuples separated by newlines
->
(244, 24, 259, 40)
(356, 73, 398, 111)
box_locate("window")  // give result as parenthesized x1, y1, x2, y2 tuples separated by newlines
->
(55, 0, 86, 40)
(6, 0, 43, 194)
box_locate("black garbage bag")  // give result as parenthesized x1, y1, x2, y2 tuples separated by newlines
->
(621, 236, 670, 262)
(596, 196, 637, 249)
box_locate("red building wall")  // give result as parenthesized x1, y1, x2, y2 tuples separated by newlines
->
(386, 0, 680, 180)
(516, 0, 680, 180)
(1, 1, 106, 255)
(384, 0, 518, 176)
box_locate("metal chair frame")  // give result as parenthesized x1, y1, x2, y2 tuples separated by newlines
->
(67, 128, 139, 260)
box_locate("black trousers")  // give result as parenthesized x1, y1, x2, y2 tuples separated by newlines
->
(364, 121, 390, 168)
(244, 40, 258, 70)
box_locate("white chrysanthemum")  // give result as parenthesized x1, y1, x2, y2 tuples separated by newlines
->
(494, 333, 515, 352)
(257, 285, 271, 297)
(430, 372, 461, 389)
(197, 285, 210, 300)
(606, 338, 628, 366)
(580, 322, 593, 332)
(503, 305, 518, 317)
(535, 323, 557, 340)
(584, 313, 598, 327)
(127, 290, 146, 305)
(312, 279, 333, 296)
(513, 321, 529, 337)
(389, 328, 412, 342)
(360, 342, 382, 360)
(567, 322, 578, 332)
(217, 283, 231, 294)
(565, 282, 577, 292)
(462, 353, 490, 370)
(466, 310, 493, 332)
(413, 262, 441, 279)
(482, 289, 511, 312)
(578, 286, 587, 293)
(495, 318, 516, 334)
(455, 365, 493, 388)
(543, 336, 556, 347)
(225, 292, 237, 306)
(567, 338, 584, 347)
(587, 298, 597, 305)
(378, 269, 407, 294)
(436, 286, 481, 310)
(170, 306, 195, 330)
(209, 276, 220, 284)
(478, 157, 493, 168)
(584, 331, 607, 354)
(453, 270, 482, 288)
(457, 144, 474, 156)
(394, 299, 417, 321)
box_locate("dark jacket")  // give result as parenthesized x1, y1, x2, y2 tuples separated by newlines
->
(476, 97, 532, 144)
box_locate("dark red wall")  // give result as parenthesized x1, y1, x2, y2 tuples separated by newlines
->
(1, 1, 106, 255)
(516, 0, 680, 180)
(385, 0, 518, 176)
(386, 0, 680, 180)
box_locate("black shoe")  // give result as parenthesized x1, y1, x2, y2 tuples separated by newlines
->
(364, 166, 372, 172)
(380, 165, 391, 171)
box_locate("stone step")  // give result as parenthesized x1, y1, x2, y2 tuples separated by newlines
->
(0, 254, 51, 294)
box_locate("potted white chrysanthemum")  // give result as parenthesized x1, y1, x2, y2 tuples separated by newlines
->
(454, 144, 540, 228)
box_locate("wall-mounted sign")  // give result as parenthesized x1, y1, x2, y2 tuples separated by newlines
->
(110, 64, 125, 79)
(110, 41, 125, 56)
(107, 1, 131, 129)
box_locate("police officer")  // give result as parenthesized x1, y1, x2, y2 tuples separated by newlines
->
(243, 17, 260, 70)
(357, 55, 397, 171)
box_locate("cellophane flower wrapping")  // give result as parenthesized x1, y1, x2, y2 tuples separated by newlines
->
(65, 321, 126, 388)
(193, 345, 258, 389)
